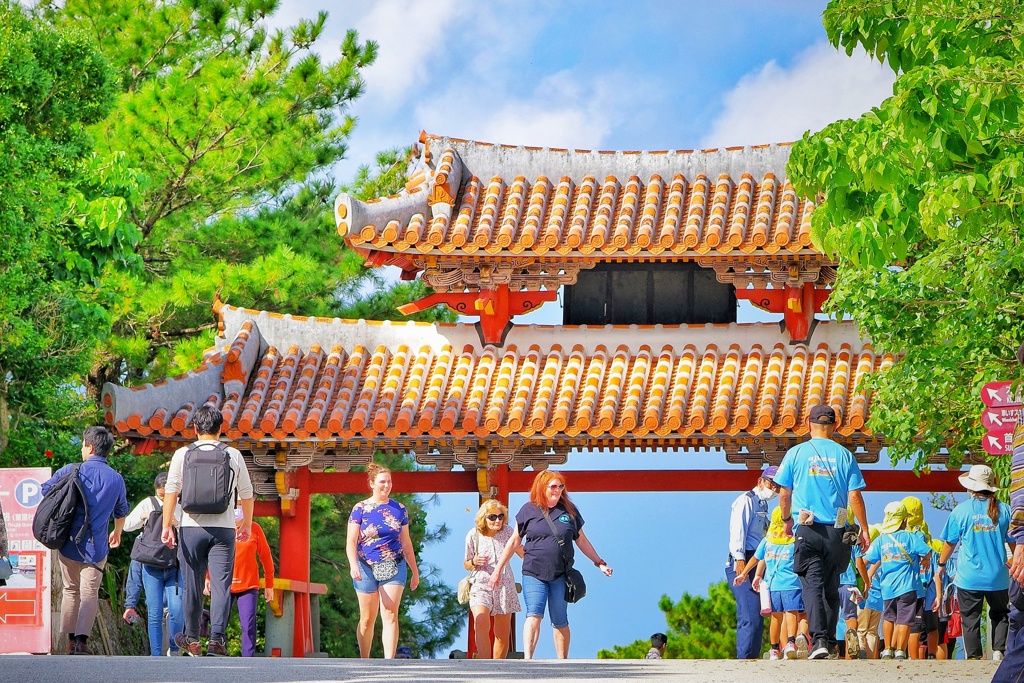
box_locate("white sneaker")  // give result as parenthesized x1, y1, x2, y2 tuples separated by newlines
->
(769, 648, 782, 661)
(783, 642, 797, 660)
(894, 649, 907, 660)
(994, 651, 1004, 661)
(795, 633, 809, 658)
(880, 648, 894, 660)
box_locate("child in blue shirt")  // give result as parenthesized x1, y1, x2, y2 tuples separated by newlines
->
(838, 544, 867, 658)
(865, 501, 931, 660)
(736, 508, 805, 660)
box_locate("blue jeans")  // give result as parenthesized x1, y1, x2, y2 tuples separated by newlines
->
(141, 565, 183, 656)
(522, 575, 569, 628)
(994, 619, 1024, 683)
(726, 562, 764, 658)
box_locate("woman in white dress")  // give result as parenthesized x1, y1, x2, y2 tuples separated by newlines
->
(464, 499, 521, 658)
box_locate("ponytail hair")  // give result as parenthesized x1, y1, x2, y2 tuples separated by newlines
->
(974, 491, 1000, 526)
(988, 495, 1000, 526)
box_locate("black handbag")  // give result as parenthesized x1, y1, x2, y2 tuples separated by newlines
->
(541, 510, 587, 603)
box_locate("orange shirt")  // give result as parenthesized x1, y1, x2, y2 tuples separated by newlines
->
(232, 521, 275, 593)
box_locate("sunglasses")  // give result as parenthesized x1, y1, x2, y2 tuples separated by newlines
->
(548, 483, 565, 490)
(486, 514, 505, 521)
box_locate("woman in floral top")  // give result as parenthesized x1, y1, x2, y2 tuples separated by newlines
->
(464, 499, 522, 658)
(346, 463, 419, 658)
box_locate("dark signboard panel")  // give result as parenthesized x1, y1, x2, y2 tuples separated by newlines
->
(563, 262, 736, 326)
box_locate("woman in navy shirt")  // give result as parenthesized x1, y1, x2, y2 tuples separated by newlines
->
(346, 463, 420, 658)
(490, 470, 613, 658)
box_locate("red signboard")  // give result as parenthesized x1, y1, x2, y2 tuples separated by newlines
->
(0, 468, 52, 653)
(983, 407, 1022, 432)
(982, 381, 1023, 408)
(983, 430, 1015, 456)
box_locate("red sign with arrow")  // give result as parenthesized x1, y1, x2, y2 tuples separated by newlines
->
(983, 430, 1015, 456)
(983, 407, 1022, 432)
(982, 381, 1022, 408)
(0, 590, 38, 625)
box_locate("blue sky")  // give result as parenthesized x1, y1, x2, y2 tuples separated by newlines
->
(267, 0, 949, 659)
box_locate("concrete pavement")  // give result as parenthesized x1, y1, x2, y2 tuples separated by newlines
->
(0, 655, 1000, 682)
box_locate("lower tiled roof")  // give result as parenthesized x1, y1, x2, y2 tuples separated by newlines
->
(102, 305, 888, 450)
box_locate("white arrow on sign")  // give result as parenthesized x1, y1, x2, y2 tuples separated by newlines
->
(988, 435, 1003, 449)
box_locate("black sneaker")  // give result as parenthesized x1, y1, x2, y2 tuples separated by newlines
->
(205, 638, 228, 657)
(173, 632, 202, 657)
(808, 641, 830, 660)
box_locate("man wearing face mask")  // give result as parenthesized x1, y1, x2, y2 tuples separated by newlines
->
(726, 465, 780, 659)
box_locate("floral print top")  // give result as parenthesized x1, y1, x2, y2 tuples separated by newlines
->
(349, 498, 409, 563)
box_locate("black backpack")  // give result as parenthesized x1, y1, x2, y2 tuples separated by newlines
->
(130, 497, 178, 568)
(33, 463, 90, 550)
(179, 442, 235, 515)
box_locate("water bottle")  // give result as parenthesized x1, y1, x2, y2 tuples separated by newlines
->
(759, 581, 772, 615)
(124, 612, 140, 626)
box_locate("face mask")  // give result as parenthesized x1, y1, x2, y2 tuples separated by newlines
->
(755, 486, 778, 502)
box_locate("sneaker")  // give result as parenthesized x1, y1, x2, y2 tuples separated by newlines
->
(846, 630, 860, 659)
(994, 651, 1005, 661)
(894, 649, 907, 660)
(880, 648, 894, 660)
(860, 649, 868, 660)
(809, 642, 830, 660)
(769, 647, 782, 660)
(795, 633, 809, 658)
(205, 638, 228, 657)
(173, 632, 202, 657)
(783, 642, 797, 660)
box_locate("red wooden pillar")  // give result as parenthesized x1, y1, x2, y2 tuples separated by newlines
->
(279, 466, 313, 657)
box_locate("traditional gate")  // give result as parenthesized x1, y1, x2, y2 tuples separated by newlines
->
(103, 132, 973, 656)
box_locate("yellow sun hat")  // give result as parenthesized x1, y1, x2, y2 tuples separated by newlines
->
(878, 501, 909, 534)
(901, 496, 931, 541)
(767, 507, 794, 545)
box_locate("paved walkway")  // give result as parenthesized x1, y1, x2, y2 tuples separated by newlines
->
(0, 655, 1000, 682)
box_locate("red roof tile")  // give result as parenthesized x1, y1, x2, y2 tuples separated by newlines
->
(103, 305, 888, 454)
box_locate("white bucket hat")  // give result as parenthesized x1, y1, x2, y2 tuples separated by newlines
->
(959, 464, 1000, 493)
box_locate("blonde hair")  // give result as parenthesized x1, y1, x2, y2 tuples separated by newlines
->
(366, 462, 391, 488)
(475, 499, 510, 535)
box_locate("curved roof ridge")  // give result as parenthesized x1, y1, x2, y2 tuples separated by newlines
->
(422, 132, 795, 183)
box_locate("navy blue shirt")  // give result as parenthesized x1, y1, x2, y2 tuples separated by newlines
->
(516, 502, 584, 581)
(42, 457, 129, 565)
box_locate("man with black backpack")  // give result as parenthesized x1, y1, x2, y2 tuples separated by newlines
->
(161, 405, 253, 657)
(40, 426, 130, 655)
(122, 472, 184, 655)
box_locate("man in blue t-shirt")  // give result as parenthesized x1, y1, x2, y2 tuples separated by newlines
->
(774, 404, 870, 660)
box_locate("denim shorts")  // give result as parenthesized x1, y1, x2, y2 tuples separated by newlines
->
(770, 588, 805, 613)
(838, 585, 859, 621)
(352, 558, 407, 594)
(522, 575, 569, 628)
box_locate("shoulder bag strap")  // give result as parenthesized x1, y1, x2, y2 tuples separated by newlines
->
(541, 509, 574, 570)
(885, 533, 912, 561)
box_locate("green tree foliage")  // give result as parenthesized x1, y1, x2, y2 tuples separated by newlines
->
(31, 0, 442, 394)
(0, 1, 142, 462)
(598, 582, 746, 659)
(787, 0, 1024, 468)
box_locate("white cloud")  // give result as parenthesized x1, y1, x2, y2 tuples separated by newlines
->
(354, 0, 468, 105)
(700, 42, 896, 147)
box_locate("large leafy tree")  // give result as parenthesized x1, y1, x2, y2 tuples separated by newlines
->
(788, 0, 1024, 468)
(598, 582, 750, 659)
(0, 1, 141, 462)
(33, 0, 441, 393)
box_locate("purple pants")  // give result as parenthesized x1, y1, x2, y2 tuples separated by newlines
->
(233, 589, 258, 657)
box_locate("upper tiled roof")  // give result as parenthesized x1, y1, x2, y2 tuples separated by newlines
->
(103, 304, 887, 453)
(336, 133, 822, 260)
